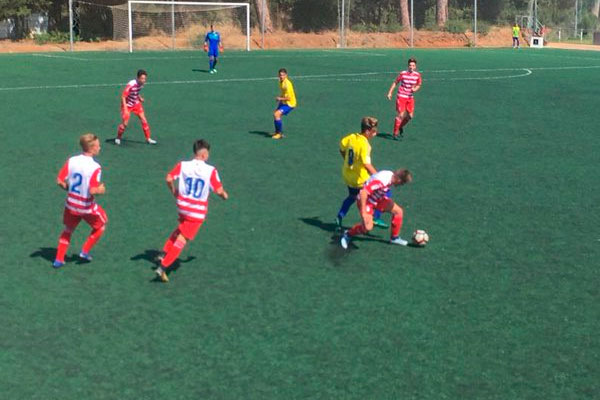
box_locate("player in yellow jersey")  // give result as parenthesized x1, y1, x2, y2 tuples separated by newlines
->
(272, 68, 297, 140)
(336, 117, 388, 229)
(512, 23, 521, 48)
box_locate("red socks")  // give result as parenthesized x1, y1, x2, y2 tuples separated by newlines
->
(117, 124, 125, 138)
(82, 227, 105, 254)
(393, 117, 402, 135)
(348, 223, 368, 237)
(161, 239, 186, 268)
(141, 121, 151, 140)
(55, 230, 73, 263)
(391, 212, 403, 238)
(163, 229, 179, 253)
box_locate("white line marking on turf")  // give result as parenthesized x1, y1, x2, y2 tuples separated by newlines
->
(27, 52, 384, 62)
(321, 49, 387, 56)
(32, 53, 90, 61)
(308, 68, 534, 82)
(1, 65, 599, 91)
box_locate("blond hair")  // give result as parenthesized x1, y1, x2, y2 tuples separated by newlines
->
(361, 116, 378, 133)
(80, 133, 99, 151)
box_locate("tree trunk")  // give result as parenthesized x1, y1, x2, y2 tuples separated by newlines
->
(436, 0, 448, 28)
(255, 0, 273, 33)
(593, 0, 600, 18)
(399, 0, 410, 28)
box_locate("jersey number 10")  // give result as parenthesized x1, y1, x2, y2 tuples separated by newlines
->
(184, 177, 205, 199)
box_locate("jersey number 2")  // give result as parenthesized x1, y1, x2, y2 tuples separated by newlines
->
(184, 178, 205, 199)
(71, 173, 83, 194)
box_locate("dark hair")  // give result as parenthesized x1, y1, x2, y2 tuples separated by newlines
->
(278, 68, 287, 74)
(395, 169, 413, 183)
(408, 58, 417, 65)
(361, 116, 378, 132)
(137, 69, 147, 78)
(193, 139, 211, 154)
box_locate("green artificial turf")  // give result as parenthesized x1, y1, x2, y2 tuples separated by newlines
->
(0, 47, 599, 399)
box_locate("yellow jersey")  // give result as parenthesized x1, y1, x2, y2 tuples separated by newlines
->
(512, 25, 520, 37)
(279, 78, 297, 108)
(340, 133, 372, 188)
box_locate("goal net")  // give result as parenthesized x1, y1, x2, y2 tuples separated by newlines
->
(71, 1, 250, 52)
(126, 1, 250, 52)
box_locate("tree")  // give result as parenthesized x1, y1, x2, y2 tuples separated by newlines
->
(436, 0, 447, 27)
(399, 0, 410, 28)
(0, 0, 51, 39)
(255, 0, 273, 32)
(593, 0, 600, 18)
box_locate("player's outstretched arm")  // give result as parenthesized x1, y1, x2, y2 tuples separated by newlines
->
(215, 187, 228, 200)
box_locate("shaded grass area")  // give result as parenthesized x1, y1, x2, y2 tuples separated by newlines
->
(0, 48, 599, 399)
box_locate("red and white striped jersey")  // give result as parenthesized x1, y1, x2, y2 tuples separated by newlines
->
(363, 170, 394, 205)
(123, 79, 143, 107)
(394, 70, 422, 99)
(168, 159, 223, 222)
(57, 154, 102, 215)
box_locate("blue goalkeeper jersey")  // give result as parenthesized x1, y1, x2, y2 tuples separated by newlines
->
(205, 31, 221, 51)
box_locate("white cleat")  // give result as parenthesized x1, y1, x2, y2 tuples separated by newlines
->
(147, 138, 157, 145)
(114, 138, 121, 145)
(340, 230, 350, 249)
(390, 237, 408, 246)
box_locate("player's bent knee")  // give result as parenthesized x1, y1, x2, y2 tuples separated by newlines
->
(391, 205, 404, 216)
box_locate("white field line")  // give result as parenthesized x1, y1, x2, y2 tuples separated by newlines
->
(1, 65, 599, 92)
(31, 53, 90, 61)
(321, 49, 387, 56)
(24, 51, 387, 62)
(526, 52, 600, 62)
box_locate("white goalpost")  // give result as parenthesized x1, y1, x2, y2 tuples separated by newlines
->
(127, 1, 250, 53)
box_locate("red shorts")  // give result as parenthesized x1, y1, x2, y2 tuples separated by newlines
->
(178, 216, 204, 240)
(396, 97, 415, 114)
(121, 102, 144, 121)
(63, 205, 108, 231)
(361, 198, 394, 215)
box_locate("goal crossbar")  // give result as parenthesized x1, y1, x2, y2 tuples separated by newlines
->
(127, 0, 250, 52)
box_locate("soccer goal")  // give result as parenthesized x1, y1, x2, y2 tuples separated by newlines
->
(126, 1, 250, 52)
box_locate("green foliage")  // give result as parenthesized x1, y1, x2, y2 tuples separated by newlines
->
(476, 20, 491, 35)
(422, 6, 440, 31)
(446, 19, 469, 33)
(33, 30, 71, 44)
(581, 11, 599, 32)
(291, 0, 337, 32)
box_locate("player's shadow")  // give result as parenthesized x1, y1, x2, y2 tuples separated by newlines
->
(130, 249, 196, 281)
(104, 138, 147, 145)
(192, 68, 210, 73)
(299, 217, 338, 233)
(377, 132, 401, 141)
(248, 130, 273, 138)
(300, 217, 389, 249)
(29, 247, 84, 266)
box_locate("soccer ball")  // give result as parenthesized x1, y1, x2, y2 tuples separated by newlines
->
(412, 230, 429, 246)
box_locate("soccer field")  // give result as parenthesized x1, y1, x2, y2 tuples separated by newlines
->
(1, 48, 599, 399)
